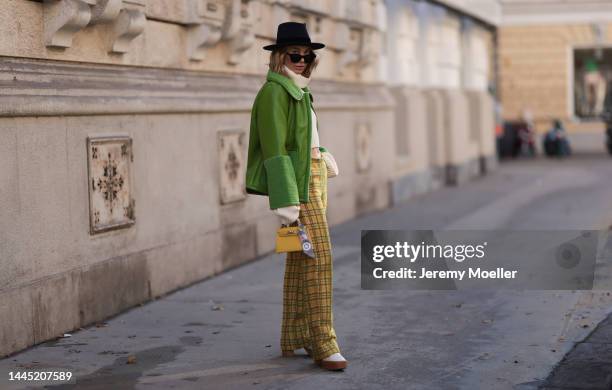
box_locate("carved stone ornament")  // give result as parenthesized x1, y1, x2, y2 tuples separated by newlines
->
(90, 0, 122, 23)
(87, 135, 135, 234)
(218, 129, 247, 204)
(222, 0, 256, 65)
(335, 25, 358, 76)
(187, 23, 224, 61)
(186, 0, 226, 61)
(336, 26, 376, 76)
(43, 0, 146, 53)
(187, 0, 257, 63)
(111, 4, 147, 53)
(43, 0, 95, 48)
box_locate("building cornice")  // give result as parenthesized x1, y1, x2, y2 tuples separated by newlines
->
(0, 57, 394, 117)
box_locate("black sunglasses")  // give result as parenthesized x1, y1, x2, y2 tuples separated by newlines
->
(287, 52, 316, 64)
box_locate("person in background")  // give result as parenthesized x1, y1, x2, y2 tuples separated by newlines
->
(518, 108, 536, 157)
(543, 119, 571, 157)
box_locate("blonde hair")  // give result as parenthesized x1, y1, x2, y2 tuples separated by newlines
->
(268, 45, 320, 78)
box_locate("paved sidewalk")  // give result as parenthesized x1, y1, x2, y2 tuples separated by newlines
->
(2, 154, 612, 390)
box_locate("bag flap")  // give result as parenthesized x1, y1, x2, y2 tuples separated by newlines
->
(277, 227, 300, 237)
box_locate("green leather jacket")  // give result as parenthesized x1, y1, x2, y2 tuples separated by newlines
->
(245, 69, 328, 209)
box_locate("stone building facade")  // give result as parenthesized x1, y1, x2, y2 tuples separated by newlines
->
(0, 0, 498, 357)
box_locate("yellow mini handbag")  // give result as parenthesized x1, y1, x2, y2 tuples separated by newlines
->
(275, 218, 313, 256)
(276, 221, 305, 253)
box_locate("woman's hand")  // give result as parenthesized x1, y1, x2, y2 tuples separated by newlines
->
(321, 151, 339, 178)
(272, 204, 300, 225)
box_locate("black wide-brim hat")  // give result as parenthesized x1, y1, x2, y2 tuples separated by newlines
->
(263, 22, 325, 51)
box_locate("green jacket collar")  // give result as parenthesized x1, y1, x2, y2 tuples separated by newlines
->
(266, 70, 310, 101)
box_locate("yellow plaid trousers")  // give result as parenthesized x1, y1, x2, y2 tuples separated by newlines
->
(281, 157, 341, 361)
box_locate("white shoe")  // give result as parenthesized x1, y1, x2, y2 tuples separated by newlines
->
(316, 352, 348, 370)
(323, 353, 346, 362)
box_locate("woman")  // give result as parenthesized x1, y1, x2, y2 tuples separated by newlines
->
(245, 22, 347, 371)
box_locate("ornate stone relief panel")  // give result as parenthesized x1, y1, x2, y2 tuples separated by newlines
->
(218, 129, 247, 204)
(87, 135, 135, 234)
(355, 123, 372, 172)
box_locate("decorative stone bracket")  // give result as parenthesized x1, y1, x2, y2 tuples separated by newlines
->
(109, 4, 147, 53)
(185, 0, 224, 61)
(358, 29, 377, 67)
(43, 0, 146, 53)
(43, 0, 95, 48)
(335, 25, 376, 76)
(186, 0, 257, 64)
(222, 0, 256, 65)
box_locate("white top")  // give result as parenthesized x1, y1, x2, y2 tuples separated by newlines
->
(283, 65, 320, 150)
(310, 108, 320, 148)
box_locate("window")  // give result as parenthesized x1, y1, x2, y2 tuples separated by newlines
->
(573, 48, 612, 119)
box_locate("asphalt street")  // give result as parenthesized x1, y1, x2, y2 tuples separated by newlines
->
(2, 142, 612, 390)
